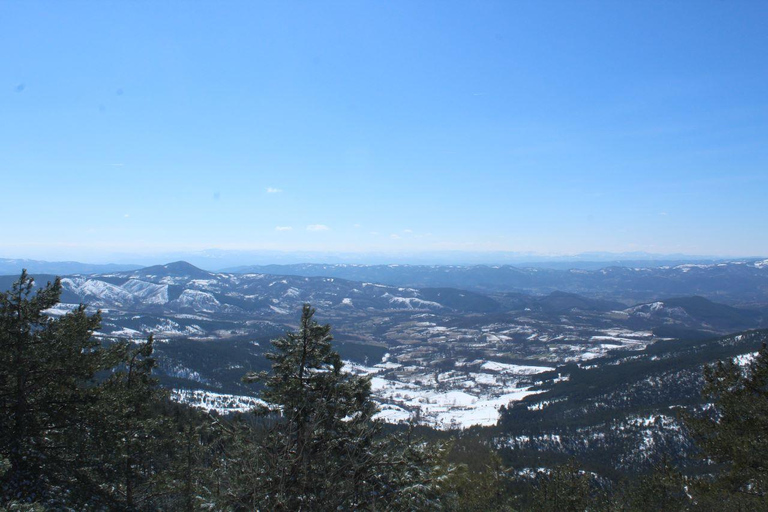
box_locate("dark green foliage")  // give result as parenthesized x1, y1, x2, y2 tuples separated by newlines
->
(0, 271, 214, 510)
(331, 339, 388, 366)
(0, 457, 44, 511)
(216, 304, 449, 511)
(683, 345, 768, 509)
(0, 271, 113, 505)
(84, 337, 176, 509)
(612, 458, 689, 512)
(153, 335, 274, 396)
(442, 437, 514, 511)
(245, 303, 381, 508)
(531, 459, 605, 512)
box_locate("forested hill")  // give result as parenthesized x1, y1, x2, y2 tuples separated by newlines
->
(495, 329, 768, 474)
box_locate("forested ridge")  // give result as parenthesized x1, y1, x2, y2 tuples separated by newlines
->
(2, 271, 767, 511)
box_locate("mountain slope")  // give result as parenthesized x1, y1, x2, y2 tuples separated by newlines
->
(497, 329, 768, 472)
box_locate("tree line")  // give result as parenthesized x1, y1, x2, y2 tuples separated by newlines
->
(1, 271, 767, 510)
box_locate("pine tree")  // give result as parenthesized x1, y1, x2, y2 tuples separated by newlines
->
(219, 304, 448, 511)
(240, 303, 381, 509)
(684, 344, 768, 509)
(85, 336, 179, 510)
(0, 271, 111, 504)
(0, 271, 217, 510)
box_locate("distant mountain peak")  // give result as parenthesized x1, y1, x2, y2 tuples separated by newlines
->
(163, 261, 203, 271)
(135, 261, 212, 278)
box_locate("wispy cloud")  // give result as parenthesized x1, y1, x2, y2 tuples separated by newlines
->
(403, 229, 413, 233)
(390, 234, 401, 240)
(266, 187, 282, 194)
(353, 223, 361, 228)
(307, 224, 330, 232)
(275, 226, 293, 231)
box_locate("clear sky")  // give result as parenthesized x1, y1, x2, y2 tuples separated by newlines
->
(1, 1, 767, 262)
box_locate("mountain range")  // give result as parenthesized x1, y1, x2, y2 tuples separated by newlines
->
(1, 259, 765, 429)
(0, 258, 141, 276)
(226, 259, 768, 305)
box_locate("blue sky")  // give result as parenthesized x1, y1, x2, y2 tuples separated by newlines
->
(1, 1, 767, 262)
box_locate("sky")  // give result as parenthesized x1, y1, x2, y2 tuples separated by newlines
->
(1, 1, 767, 263)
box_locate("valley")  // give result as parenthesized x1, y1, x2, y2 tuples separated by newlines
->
(3, 259, 765, 430)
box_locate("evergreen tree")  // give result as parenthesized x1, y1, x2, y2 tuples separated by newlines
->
(219, 304, 448, 511)
(684, 345, 768, 509)
(85, 336, 181, 510)
(616, 458, 689, 512)
(531, 459, 605, 512)
(0, 271, 114, 505)
(0, 457, 43, 512)
(441, 445, 512, 512)
(0, 271, 205, 510)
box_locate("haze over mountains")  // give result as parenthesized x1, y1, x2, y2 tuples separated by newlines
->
(0, 258, 142, 276)
(0, 250, 746, 276)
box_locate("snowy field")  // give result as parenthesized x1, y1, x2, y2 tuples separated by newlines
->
(344, 358, 554, 429)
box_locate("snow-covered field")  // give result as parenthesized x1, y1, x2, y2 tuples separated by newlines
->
(345, 358, 554, 429)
